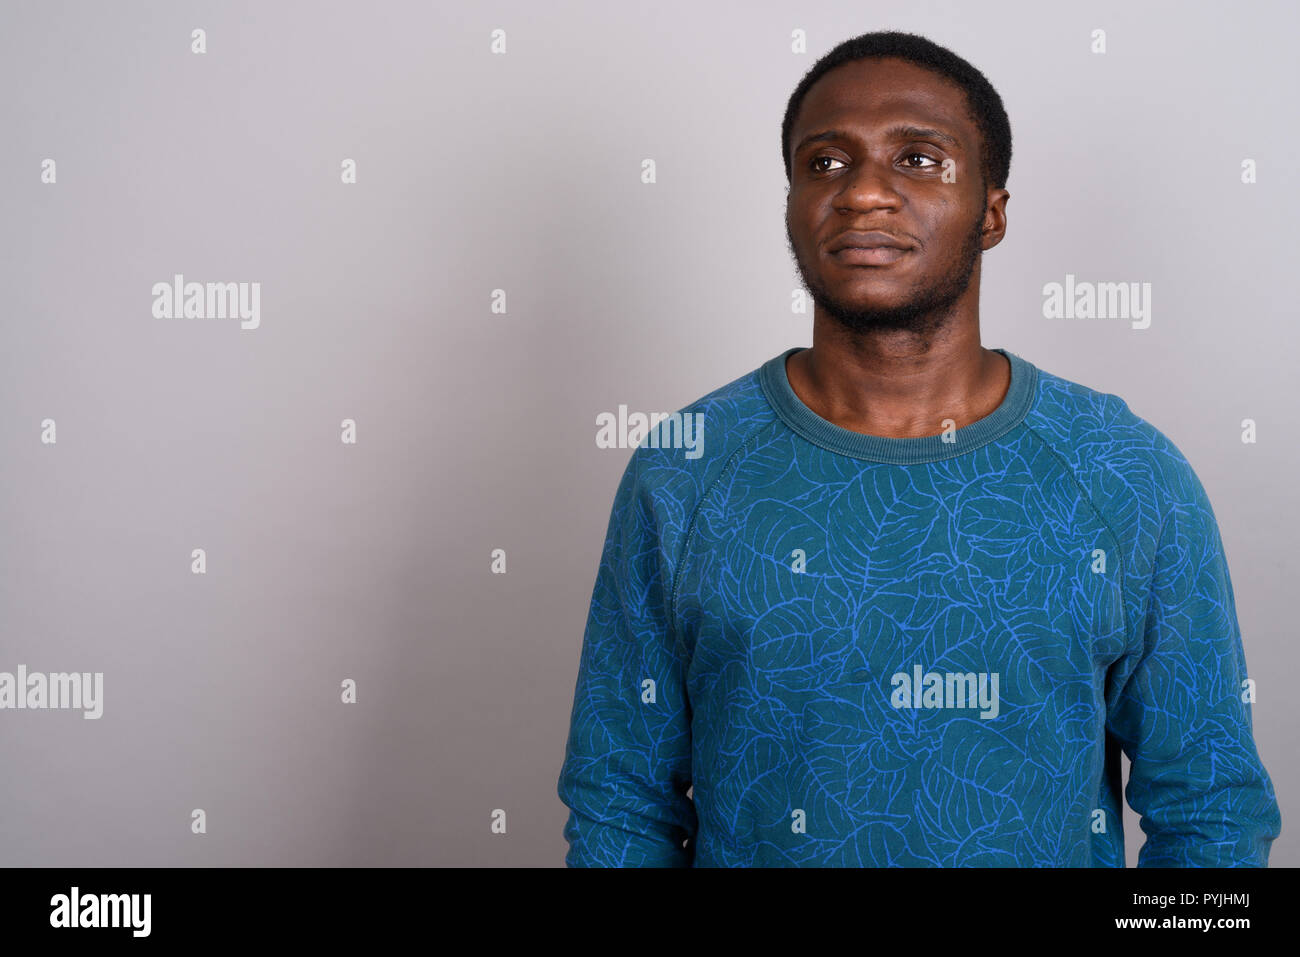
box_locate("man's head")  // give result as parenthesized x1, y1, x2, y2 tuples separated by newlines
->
(782, 32, 1012, 343)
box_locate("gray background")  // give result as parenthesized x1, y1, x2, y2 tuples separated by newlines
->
(1, 0, 1294, 866)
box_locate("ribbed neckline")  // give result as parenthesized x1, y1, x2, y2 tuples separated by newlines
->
(759, 346, 1038, 464)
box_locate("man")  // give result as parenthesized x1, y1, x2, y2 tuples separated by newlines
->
(556, 30, 1281, 866)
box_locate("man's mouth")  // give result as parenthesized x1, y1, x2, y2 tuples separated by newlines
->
(830, 246, 910, 266)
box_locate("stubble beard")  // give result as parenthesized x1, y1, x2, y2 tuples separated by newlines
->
(787, 210, 986, 344)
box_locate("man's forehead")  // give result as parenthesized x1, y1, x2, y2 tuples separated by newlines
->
(796, 60, 972, 133)
(790, 66, 977, 143)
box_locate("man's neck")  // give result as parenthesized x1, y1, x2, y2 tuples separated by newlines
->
(785, 327, 1010, 440)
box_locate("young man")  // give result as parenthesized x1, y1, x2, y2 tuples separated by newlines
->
(556, 31, 1281, 866)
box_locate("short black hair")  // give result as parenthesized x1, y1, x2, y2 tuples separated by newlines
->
(782, 31, 1012, 191)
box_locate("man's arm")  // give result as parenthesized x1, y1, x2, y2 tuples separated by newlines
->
(556, 446, 696, 867)
(1106, 463, 1281, 866)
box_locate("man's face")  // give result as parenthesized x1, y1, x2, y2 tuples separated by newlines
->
(785, 57, 1007, 340)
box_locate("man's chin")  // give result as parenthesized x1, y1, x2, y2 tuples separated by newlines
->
(817, 296, 925, 323)
(816, 299, 953, 337)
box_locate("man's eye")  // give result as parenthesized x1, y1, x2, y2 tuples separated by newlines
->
(810, 155, 845, 172)
(810, 154, 939, 172)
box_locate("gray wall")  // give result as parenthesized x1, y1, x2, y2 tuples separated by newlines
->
(1, 0, 1294, 866)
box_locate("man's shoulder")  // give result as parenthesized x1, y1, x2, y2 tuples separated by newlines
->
(619, 355, 780, 502)
(597, 358, 778, 554)
(1021, 357, 1217, 533)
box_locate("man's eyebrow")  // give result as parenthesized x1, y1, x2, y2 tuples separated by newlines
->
(793, 125, 961, 155)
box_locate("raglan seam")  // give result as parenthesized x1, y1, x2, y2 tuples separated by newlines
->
(1019, 419, 1133, 655)
(666, 414, 782, 667)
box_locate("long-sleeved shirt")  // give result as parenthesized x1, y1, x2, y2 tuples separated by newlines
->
(556, 346, 1282, 866)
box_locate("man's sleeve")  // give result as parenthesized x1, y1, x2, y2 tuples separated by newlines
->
(556, 447, 697, 867)
(1105, 464, 1282, 866)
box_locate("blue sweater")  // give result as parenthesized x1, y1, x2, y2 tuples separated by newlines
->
(557, 347, 1282, 866)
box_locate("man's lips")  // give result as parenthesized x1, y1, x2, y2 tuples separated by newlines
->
(831, 246, 909, 265)
(827, 230, 914, 266)
(827, 230, 912, 252)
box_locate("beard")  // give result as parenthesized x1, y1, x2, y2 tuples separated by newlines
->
(787, 209, 986, 342)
